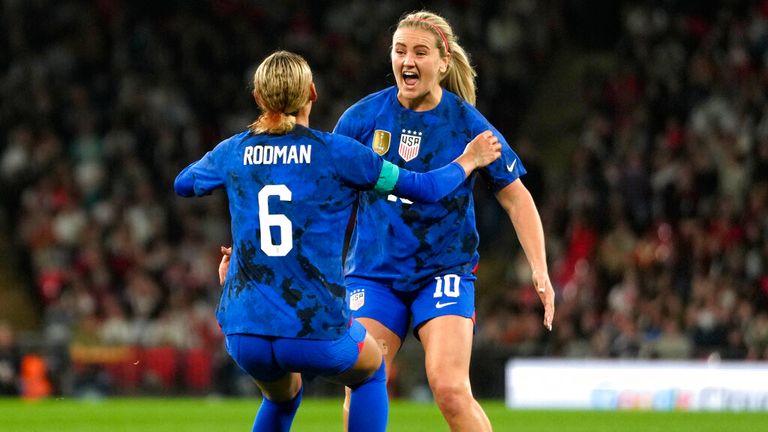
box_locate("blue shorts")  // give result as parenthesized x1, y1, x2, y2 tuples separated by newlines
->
(346, 274, 476, 341)
(224, 320, 366, 382)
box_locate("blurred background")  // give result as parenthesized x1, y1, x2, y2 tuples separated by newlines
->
(0, 0, 766, 401)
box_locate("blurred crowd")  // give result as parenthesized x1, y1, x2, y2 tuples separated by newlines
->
(1, 0, 766, 397)
(476, 0, 768, 363)
(0, 0, 557, 395)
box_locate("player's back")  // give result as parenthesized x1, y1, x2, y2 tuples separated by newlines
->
(215, 125, 382, 340)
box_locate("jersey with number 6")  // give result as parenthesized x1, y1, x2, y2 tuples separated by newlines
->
(334, 86, 526, 292)
(178, 125, 385, 339)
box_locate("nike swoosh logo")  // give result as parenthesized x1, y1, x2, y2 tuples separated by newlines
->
(506, 159, 517, 172)
(435, 301, 458, 309)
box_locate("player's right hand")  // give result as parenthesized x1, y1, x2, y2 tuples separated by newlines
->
(464, 130, 502, 169)
(219, 246, 232, 286)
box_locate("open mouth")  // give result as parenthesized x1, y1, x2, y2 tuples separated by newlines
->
(402, 71, 419, 86)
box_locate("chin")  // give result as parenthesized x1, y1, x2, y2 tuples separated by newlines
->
(398, 87, 424, 100)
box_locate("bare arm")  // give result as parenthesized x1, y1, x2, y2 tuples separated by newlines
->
(495, 179, 554, 330)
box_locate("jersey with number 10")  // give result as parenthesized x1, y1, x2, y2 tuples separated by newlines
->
(180, 126, 385, 340)
(335, 86, 526, 292)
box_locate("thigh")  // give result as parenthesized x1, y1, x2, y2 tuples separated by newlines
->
(347, 278, 411, 341)
(225, 333, 286, 382)
(417, 315, 475, 385)
(411, 273, 476, 338)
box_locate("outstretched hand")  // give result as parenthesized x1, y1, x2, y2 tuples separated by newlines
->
(219, 246, 232, 286)
(533, 270, 555, 331)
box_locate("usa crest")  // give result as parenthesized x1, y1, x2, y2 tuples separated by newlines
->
(372, 130, 391, 155)
(398, 129, 422, 162)
(349, 289, 365, 311)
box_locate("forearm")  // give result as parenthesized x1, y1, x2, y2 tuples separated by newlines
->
(451, 152, 476, 178)
(506, 189, 548, 274)
(498, 181, 555, 330)
(378, 161, 467, 203)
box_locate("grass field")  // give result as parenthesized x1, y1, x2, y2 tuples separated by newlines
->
(1, 397, 766, 431)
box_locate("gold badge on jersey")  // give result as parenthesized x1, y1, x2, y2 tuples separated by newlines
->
(372, 130, 391, 155)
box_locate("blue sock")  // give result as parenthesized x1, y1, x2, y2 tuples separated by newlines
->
(348, 360, 388, 432)
(252, 386, 302, 432)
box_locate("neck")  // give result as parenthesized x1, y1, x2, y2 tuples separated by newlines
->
(398, 86, 442, 112)
(295, 103, 311, 127)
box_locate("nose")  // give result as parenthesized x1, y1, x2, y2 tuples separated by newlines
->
(403, 54, 414, 67)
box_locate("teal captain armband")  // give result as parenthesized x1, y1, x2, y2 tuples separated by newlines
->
(374, 160, 400, 192)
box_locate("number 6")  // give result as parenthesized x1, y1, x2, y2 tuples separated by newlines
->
(258, 185, 293, 256)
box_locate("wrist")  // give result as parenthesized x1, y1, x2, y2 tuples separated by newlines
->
(454, 155, 473, 176)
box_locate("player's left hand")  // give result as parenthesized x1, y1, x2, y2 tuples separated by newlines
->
(533, 270, 555, 331)
(219, 246, 232, 286)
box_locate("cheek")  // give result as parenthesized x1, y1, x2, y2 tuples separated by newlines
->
(421, 64, 441, 82)
(391, 58, 402, 73)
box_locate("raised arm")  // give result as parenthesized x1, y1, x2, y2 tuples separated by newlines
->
(381, 130, 501, 202)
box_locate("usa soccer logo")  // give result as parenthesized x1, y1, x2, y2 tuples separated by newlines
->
(398, 129, 422, 162)
(349, 289, 365, 311)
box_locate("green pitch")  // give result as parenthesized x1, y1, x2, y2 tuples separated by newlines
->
(0, 397, 765, 431)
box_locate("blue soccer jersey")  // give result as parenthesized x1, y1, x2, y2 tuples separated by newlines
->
(174, 125, 470, 340)
(334, 86, 526, 292)
(177, 126, 381, 339)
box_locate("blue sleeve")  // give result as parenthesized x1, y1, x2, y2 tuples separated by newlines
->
(387, 162, 466, 203)
(333, 103, 370, 142)
(173, 149, 225, 197)
(329, 133, 466, 202)
(464, 107, 526, 192)
(330, 134, 383, 189)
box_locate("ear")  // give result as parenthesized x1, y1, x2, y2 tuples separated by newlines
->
(439, 54, 451, 74)
(309, 83, 318, 102)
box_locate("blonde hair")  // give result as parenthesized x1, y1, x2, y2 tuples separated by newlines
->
(396, 10, 477, 106)
(249, 51, 313, 134)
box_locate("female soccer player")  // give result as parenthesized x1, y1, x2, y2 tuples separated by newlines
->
(176, 50, 501, 432)
(333, 10, 556, 431)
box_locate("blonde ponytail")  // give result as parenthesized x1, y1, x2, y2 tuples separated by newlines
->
(249, 51, 313, 134)
(397, 11, 477, 106)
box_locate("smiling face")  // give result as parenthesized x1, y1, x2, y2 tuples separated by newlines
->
(391, 27, 450, 111)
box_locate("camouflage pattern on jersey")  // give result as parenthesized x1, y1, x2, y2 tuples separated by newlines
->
(335, 87, 526, 292)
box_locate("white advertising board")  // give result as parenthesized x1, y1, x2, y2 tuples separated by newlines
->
(506, 359, 768, 411)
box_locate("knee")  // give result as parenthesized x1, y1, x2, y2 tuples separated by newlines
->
(429, 379, 473, 417)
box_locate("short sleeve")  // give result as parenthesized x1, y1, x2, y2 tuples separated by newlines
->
(174, 140, 227, 196)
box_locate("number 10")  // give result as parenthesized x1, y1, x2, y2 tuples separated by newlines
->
(433, 274, 461, 298)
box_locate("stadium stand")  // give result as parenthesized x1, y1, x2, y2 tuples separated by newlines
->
(1, 0, 766, 397)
